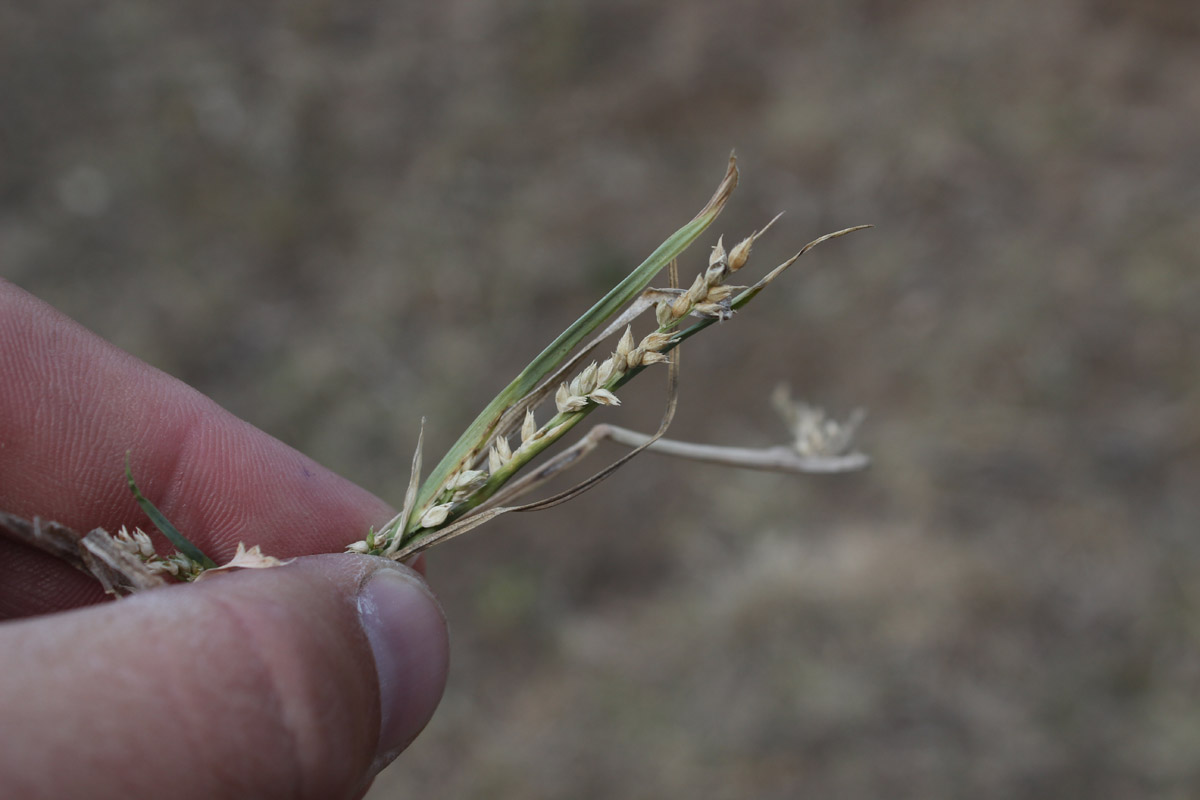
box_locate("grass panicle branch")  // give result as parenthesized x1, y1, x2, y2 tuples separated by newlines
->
(0, 157, 869, 593)
(409, 157, 740, 522)
(351, 161, 870, 560)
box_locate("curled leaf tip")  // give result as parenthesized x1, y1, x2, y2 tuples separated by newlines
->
(124, 452, 217, 569)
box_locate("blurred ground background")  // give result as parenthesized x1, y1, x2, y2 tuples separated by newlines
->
(4, 0, 1200, 797)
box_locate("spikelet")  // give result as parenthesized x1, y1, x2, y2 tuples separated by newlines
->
(616, 326, 635, 360)
(571, 362, 599, 396)
(639, 331, 673, 352)
(729, 212, 783, 271)
(706, 285, 735, 303)
(705, 235, 729, 285)
(114, 526, 155, 559)
(656, 300, 674, 327)
(521, 409, 538, 443)
(589, 388, 620, 406)
(596, 355, 618, 386)
(555, 382, 589, 413)
(448, 469, 488, 501)
(709, 235, 727, 267)
(727, 235, 754, 272)
(419, 503, 453, 528)
(455, 469, 488, 489)
(694, 301, 732, 320)
(495, 435, 512, 462)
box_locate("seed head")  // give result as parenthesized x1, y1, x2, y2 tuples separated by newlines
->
(419, 503, 453, 529)
(694, 301, 733, 320)
(728, 235, 754, 272)
(495, 434, 512, 461)
(729, 212, 783, 271)
(596, 357, 616, 386)
(488, 445, 504, 474)
(706, 285, 735, 303)
(656, 300, 674, 328)
(579, 362, 599, 395)
(671, 294, 691, 319)
(706, 236, 729, 286)
(454, 469, 488, 489)
(589, 388, 621, 406)
(555, 382, 589, 413)
(616, 326, 635, 359)
(709, 235, 727, 268)
(639, 331, 672, 352)
(116, 526, 156, 558)
(521, 409, 538, 443)
(685, 273, 708, 304)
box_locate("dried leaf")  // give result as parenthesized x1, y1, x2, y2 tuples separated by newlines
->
(195, 543, 293, 581)
(0, 511, 167, 596)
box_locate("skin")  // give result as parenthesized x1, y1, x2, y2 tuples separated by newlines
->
(0, 279, 450, 799)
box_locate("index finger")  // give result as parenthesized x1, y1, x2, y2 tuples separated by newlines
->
(0, 279, 396, 617)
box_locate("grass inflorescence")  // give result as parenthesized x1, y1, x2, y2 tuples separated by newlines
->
(349, 156, 870, 562)
(0, 156, 869, 594)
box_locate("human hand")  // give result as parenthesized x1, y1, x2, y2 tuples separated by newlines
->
(0, 279, 449, 799)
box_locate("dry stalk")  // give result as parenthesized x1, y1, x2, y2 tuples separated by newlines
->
(479, 398, 868, 513)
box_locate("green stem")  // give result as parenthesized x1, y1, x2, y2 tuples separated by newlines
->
(411, 159, 738, 517)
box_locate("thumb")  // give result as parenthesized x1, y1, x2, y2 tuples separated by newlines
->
(0, 554, 449, 800)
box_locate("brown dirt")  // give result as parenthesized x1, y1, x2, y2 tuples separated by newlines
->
(4, 1, 1199, 797)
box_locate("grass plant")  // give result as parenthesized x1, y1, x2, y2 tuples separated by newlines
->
(0, 156, 869, 592)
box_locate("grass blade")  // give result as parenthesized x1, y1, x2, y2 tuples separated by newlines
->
(383, 419, 425, 555)
(412, 156, 739, 521)
(125, 453, 217, 569)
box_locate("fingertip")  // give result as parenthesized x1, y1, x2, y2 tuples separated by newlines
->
(355, 565, 449, 771)
(0, 553, 450, 800)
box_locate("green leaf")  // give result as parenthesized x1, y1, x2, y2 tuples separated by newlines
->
(411, 157, 739, 523)
(125, 453, 218, 569)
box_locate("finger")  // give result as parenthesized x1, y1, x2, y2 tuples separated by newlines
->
(0, 554, 449, 800)
(0, 280, 396, 615)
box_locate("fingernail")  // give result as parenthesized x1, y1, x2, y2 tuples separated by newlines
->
(356, 566, 449, 767)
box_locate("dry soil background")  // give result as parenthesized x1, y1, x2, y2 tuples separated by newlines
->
(3, 1, 1199, 797)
